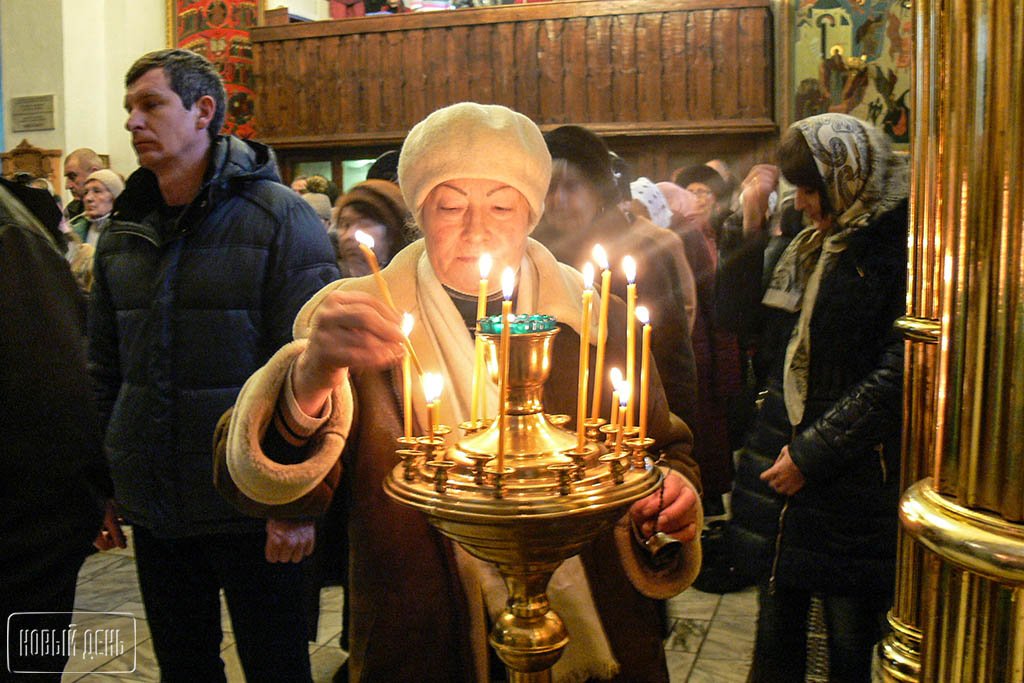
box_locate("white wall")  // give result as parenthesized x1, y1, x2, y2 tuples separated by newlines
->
(2, 0, 65, 152)
(1, 0, 165, 196)
(94, 0, 168, 176)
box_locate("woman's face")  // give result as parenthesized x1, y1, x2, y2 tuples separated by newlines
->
(538, 161, 603, 238)
(794, 186, 832, 231)
(82, 180, 114, 219)
(336, 205, 390, 277)
(420, 178, 532, 294)
(685, 182, 716, 217)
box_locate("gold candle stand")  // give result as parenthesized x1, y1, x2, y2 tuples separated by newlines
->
(384, 326, 662, 681)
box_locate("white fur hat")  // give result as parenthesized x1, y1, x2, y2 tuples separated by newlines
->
(398, 102, 551, 223)
(86, 169, 125, 199)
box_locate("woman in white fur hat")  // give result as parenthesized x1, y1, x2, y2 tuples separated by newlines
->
(67, 169, 124, 293)
(216, 102, 703, 682)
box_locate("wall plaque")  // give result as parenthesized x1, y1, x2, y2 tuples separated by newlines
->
(11, 95, 55, 132)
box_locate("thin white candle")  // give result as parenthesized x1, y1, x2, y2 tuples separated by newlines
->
(401, 313, 415, 439)
(614, 382, 631, 456)
(609, 367, 624, 430)
(576, 262, 594, 450)
(623, 255, 637, 428)
(636, 306, 652, 442)
(496, 268, 515, 471)
(422, 372, 444, 439)
(471, 253, 492, 423)
(590, 244, 612, 420)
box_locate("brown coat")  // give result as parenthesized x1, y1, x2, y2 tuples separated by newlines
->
(215, 244, 702, 682)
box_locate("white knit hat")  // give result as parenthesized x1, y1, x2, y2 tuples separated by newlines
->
(398, 102, 551, 224)
(86, 169, 125, 199)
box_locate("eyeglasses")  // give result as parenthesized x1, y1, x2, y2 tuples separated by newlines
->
(688, 188, 715, 198)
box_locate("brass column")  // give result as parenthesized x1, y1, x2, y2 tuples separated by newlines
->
(882, 1, 1024, 681)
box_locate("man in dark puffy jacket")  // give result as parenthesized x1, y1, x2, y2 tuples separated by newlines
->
(88, 49, 339, 682)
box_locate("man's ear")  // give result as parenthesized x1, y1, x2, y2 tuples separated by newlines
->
(194, 95, 217, 132)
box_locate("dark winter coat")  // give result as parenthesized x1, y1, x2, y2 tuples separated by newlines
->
(723, 201, 908, 595)
(0, 180, 107, 602)
(88, 135, 339, 537)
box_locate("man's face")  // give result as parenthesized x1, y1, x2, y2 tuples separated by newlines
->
(64, 159, 89, 200)
(124, 67, 210, 173)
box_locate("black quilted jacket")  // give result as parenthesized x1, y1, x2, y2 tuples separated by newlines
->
(88, 136, 339, 537)
(722, 200, 908, 595)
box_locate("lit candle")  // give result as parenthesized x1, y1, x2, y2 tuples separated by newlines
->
(636, 306, 652, 441)
(401, 313, 415, 439)
(614, 383, 631, 456)
(496, 268, 515, 471)
(354, 229, 396, 311)
(590, 245, 612, 420)
(422, 372, 443, 439)
(622, 255, 637, 428)
(354, 229, 423, 375)
(609, 367, 624, 430)
(576, 262, 594, 450)
(471, 253, 492, 424)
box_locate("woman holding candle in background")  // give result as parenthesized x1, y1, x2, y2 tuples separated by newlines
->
(534, 124, 699, 427)
(214, 103, 702, 682)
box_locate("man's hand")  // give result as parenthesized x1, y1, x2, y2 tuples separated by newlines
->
(760, 445, 806, 496)
(293, 290, 407, 415)
(265, 518, 315, 563)
(629, 471, 699, 543)
(740, 164, 780, 235)
(93, 499, 127, 551)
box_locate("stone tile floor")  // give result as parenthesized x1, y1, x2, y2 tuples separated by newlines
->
(58, 527, 760, 682)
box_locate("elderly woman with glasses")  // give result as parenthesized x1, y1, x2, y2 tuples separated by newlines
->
(216, 103, 704, 682)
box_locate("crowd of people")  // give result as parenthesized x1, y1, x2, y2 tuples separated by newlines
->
(1, 47, 906, 683)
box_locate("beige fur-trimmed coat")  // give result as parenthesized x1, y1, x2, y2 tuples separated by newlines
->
(214, 241, 703, 682)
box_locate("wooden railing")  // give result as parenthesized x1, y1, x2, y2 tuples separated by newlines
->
(252, 0, 774, 149)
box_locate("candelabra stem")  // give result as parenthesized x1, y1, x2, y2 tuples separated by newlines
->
(490, 563, 567, 682)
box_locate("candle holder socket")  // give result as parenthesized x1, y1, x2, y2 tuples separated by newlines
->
(484, 465, 515, 499)
(564, 443, 596, 481)
(624, 436, 656, 470)
(584, 417, 607, 443)
(397, 449, 421, 481)
(598, 423, 619, 448)
(426, 460, 457, 493)
(547, 463, 575, 496)
(546, 414, 571, 428)
(599, 453, 629, 484)
(459, 419, 488, 435)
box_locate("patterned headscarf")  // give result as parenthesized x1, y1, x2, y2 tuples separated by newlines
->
(762, 113, 907, 426)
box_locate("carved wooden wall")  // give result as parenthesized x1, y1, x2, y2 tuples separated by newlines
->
(252, 0, 776, 183)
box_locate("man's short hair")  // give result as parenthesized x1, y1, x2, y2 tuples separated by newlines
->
(65, 148, 104, 171)
(125, 49, 226, 140)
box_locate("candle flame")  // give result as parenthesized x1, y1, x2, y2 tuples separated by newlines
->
(592, 244, 609, 271)
(635, 306, 650, 325)
(354, 229, 374, 249)
(582, 262, 594, 289)
(422, 372, 443, 404)
(617, 382, 631, 407)
(609, 366, 623, 390)
(401, 312, 414, 337)
(622, 255, 636, 284)
(501, 267, 515, 300)
(479, 253, 493, 279)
